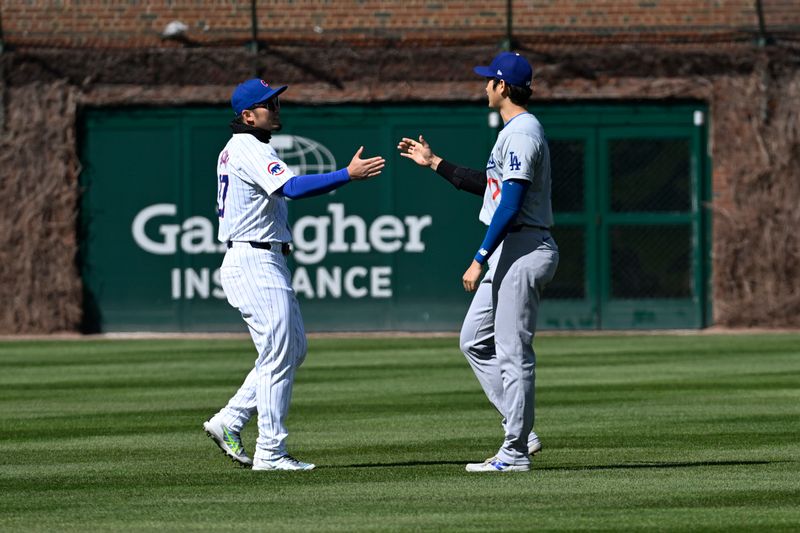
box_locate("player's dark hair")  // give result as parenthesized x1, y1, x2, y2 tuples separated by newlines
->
(492, 78, 532, 107)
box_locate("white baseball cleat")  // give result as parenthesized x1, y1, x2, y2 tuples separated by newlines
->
(466, 457, 530, 473)
(528, 434, 543, 455)
(252, 455, 316, 471)
(203, 416, 253, 467)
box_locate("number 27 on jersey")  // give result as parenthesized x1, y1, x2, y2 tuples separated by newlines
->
(217, 174, 229, 218)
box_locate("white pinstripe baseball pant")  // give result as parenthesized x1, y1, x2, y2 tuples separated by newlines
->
(214, 242, 307, 461)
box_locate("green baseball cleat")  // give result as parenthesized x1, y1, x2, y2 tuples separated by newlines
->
(203, 416, 253, 467)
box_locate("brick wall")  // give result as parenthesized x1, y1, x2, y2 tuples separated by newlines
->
(2, 1, 798, 48)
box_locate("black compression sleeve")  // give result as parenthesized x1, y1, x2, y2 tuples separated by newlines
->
(435, 159, 486, 197)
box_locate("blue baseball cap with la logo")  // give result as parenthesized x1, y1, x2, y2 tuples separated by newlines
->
(231, 78, 288, 115)
(473, 52, 533, 88)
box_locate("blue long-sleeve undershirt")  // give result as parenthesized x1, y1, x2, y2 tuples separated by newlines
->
(474, 179, 530, 264)
(278, 168, 350, 199)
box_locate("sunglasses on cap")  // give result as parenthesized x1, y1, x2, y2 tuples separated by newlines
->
(249, 97, 280, 112)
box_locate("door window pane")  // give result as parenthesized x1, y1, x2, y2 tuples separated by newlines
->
(609, 139, 691, 212)
(546, 226, 585, 299)
(549, 139, 585, 212)
(610, 225, 692, 298)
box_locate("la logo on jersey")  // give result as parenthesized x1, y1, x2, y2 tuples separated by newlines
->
(268, 162, 285, 176)
(509, 152, 522, 171)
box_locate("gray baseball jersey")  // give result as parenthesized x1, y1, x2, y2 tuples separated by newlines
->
(479, 112, 553, 229)
(461, 111, 558, 467)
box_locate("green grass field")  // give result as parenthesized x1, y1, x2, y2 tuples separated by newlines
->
(1, 334, 799, 531)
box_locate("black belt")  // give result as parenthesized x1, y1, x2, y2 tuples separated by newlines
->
(508, 224, 550, 233)
(227, 241, 291, 255)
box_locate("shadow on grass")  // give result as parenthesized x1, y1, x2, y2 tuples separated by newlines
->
(329, 459, 778, 470)
(326, 460, 469, 469)
(541, 459, 776, 471)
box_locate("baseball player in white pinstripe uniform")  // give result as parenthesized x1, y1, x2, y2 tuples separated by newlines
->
(203, 78, 385, 471)
(398, 52, 558, 472)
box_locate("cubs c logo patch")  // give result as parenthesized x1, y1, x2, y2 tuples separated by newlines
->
(260, 80, 269, 87)
(268, 162, 285, 176)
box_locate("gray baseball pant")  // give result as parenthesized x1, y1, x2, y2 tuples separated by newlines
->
(460, 229, 558, 465)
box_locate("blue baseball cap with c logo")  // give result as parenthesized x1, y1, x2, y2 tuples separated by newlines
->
(473, 52, 533, 88)
(231, 78, 288, 115)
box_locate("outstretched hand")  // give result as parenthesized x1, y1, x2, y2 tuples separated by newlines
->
(347, 147, 386, 180)
(397, 135, 442, 170)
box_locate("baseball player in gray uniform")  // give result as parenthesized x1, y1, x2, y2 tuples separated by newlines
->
(203, 78, 385, 471)
(398, 52, 558, 472)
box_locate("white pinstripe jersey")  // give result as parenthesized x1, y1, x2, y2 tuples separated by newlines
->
(479, 112, 553, 228)
(216, 133, 295, 243)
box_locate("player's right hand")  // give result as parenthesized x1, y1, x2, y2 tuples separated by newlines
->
(397, 135, 441, 169)
(347, 146, 386, 180)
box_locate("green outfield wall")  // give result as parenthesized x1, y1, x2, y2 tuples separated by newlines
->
(80, 104, 710, 332)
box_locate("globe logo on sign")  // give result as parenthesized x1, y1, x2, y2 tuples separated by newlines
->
(271, 135, 337, 175)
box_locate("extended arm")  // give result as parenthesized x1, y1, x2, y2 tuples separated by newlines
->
(434, 159, 487, 196)
(278, 168, 350, 199)
(398, 135, 486, 196)
(278, 146, 385, 199)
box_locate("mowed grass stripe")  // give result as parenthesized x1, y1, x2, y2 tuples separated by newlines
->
(0, 334, 799, 531)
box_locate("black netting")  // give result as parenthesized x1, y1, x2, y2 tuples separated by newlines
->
(546, 226, 585, 299)
(609, 139, 691, 212)
(549, 138, 585, 212)
(610, 225, 692, 298)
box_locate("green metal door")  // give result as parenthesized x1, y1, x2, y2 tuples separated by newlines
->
(536, 126, 600, 328)
(535, 105, 710, 329)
